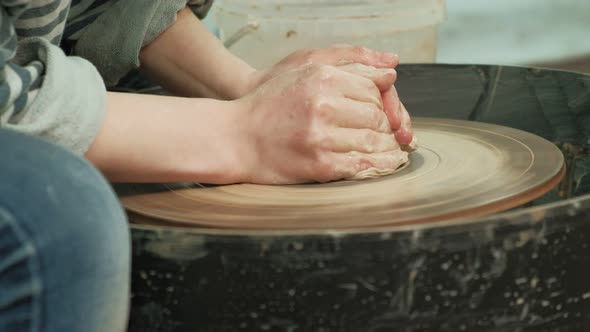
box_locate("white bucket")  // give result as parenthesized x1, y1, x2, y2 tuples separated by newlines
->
(214, 0, 446, 69)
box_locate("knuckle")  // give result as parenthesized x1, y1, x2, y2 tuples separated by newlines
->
(309, 95, 330, 115)
(367, 105, 382, 125)
(357, 76, 377, 94)
(353, 46, 384, 67)
(289, 128, 310, 150)
(316, 64, 335, 79)
(308, 128, 331, 151)
(307, 65, 339, 90)
(313, 155, 336, 181)
(377, 112, 391, 131)
(305, 64, 333, 81)
(360, 154, 377, 170)
(301, 62, 317, 75)
(375, 111, 388, 130)
(365, 77, 379, 91)
(365, 129, 378, 145)
(317, 134, 334, 151)
(353, 46, 370, 58)
(370, 85, 382, 103)
(317, 104, 332, 121)
(349, 63, 370, 73)
(299, 48, 316, 64)
(300, 74, 322, 97)
(349, 152, 373, 172)
(378, 120, 391, 134)
(307, 125, 325, 146)
(359, 130, 376, 153)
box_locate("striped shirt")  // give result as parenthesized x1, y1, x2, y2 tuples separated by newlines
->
(0, 0, 213, 154)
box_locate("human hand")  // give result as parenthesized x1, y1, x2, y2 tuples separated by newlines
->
(245, 44, 399, 90)
(382, 85, 413, 147)
(241, 45, 413, 147)
(233, 64, 409, 184)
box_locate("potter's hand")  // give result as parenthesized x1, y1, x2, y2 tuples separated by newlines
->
(242, 45, 413, 146)
(243, 45, 398, 93)
(233, 64, 406, 184)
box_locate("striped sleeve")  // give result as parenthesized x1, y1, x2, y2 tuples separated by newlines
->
(1, 0, 108, 154)
(70, 0, 214, 87)
(1, 0, 39, 120)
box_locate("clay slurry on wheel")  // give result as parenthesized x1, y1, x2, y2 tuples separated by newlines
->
(120, 118, 565, 230)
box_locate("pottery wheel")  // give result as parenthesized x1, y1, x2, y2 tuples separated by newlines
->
(120, 118, 565, 230)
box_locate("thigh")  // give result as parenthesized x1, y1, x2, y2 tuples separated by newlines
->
(0, 129, 130, 332)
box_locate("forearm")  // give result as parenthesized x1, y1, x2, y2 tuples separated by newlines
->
(85, 92, 245, 183)
(139, 7, 255, 99)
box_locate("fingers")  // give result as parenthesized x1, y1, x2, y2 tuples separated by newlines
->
(338, 63, 397, 92)
(321, 98, 390, 133)
(329, 150, 409, 180)
(312, 64, 413, 143)
(394, 101, 413, 146)
(382, 86, 402, 131)
(382, 86, 413, 145)
(328, 66, 394, 107)
(324, 44, 399, 68)
(322, 128, 400, 153)
(332, 65, 411, 142)
(335, 72, 383, 107)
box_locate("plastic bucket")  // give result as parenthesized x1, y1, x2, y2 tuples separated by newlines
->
(214, 0, 446, 69)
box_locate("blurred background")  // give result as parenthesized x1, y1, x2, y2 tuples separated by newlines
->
(203, 0, 590, 72)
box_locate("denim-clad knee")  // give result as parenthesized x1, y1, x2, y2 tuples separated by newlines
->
(0, 129, 130, 332)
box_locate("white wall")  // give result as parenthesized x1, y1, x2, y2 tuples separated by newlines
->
(437, 0, 590, 65)
(204, 0, 590, 66)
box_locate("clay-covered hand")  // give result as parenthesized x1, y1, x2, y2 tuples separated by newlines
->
(232, 64, 408, 184)
(241, 45, 413, 147)
(246, 44, 399, 89)
(382, 84, 414, 148)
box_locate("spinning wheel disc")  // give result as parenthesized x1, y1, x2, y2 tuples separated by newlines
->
(120, 118, 565, 230)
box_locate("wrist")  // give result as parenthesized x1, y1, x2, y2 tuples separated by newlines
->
(88, 92, 255, 184)
(204, 98, 253, 183)
(230, 65, 258, 99)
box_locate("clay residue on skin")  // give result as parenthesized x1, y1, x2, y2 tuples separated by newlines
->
(347, 136, 418, 180)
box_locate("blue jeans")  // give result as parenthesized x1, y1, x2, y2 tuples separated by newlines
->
(0, 129, 130, 332)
